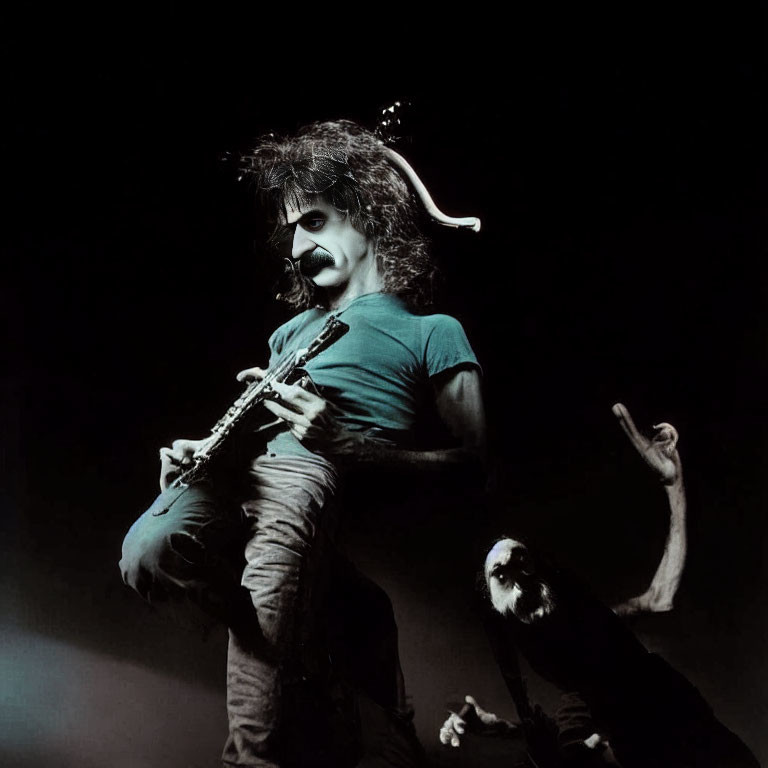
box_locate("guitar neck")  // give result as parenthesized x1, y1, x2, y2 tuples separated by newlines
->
(173, 314, 349, 487)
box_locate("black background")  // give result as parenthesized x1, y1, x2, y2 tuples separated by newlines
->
(3, 10, 765, 767)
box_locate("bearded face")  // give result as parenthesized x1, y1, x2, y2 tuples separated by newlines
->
(484, 538, 557, 624)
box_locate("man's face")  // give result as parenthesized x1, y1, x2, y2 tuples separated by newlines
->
(285, 197, 375, 291)
(484, 538, 556, 624)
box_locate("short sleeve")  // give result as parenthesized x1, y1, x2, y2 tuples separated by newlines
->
(423, 315, 481, 378)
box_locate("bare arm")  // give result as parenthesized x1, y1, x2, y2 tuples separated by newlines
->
(611, 402, 687, 617)
(256, 366, 487, 472)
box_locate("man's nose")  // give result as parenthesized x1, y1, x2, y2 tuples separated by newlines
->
(292, 228, 316, 261)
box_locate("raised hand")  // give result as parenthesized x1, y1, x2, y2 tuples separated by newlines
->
(611, 402, 687, 616)
(611, 402, 682, 485)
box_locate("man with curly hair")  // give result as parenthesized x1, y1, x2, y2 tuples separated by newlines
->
(120, 120, 486, 767)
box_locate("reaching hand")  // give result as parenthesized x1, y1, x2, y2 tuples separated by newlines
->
(439, 695, 517, 748)
(612, 403, 682, 485)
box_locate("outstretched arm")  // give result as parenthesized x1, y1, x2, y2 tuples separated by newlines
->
(611, 402, 687, 617)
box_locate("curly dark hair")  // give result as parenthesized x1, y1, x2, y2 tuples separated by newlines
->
(240, 120, 434, 310)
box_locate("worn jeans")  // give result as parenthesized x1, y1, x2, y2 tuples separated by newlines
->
(119, 453, 338, 768)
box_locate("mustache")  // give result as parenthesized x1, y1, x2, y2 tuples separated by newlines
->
(284, 247, 335, 278)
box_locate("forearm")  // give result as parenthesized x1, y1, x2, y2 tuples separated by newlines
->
(613, 475, 687, 616)
(646, 477, 687, 608)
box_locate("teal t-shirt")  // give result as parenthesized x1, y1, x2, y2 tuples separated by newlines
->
(263, 292, 480, 457)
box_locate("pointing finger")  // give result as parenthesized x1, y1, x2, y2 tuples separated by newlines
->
(611, 402, 647, 451)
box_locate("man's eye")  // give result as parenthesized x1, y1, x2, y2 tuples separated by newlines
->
(303, 218, 325, 232)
